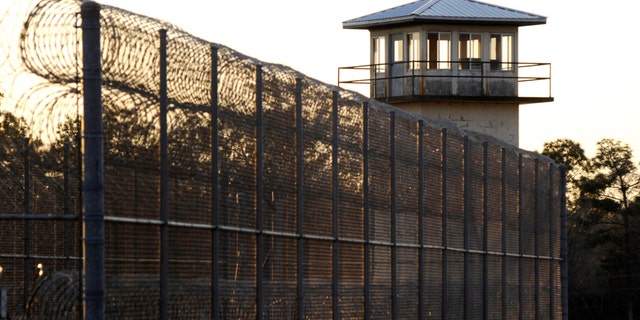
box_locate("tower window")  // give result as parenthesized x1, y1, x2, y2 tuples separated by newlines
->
(393, 37, 404, 62)
(407, 32, 420, 70)
(459, 32, 482, 70)
(427, 32, 451, 69)
(491, 34, 513, 70)
(373, 36, 386, 73)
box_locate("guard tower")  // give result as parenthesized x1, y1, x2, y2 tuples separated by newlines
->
(339, 0, 553, 146)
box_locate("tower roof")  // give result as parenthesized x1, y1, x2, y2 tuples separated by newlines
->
(343, 0, 546, 29)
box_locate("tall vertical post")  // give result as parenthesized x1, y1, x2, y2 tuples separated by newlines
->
(417, 120, 425, 320)
(501, 148, 507, 320)
(500, 148, 509, 320)
(255, 65, 264, 320)
(389, 112, 397, 320)
(158, 28, 169, 320)
(548, 164, 556, 320)
(76, 116, 84, 320)
(81, 2, 105, 319)
(210, 44, 220, 320)
(331, 90, 340, 320)
(482, 141, 489, 320)
(463, 135, 470, 320)
(559, 165, 568, 320)
(23, 137, 30, 313)
(64, 141, 71, 271)
(534, 159, 540, 320)
(295, 78, 305, 320)
(441, 128, 448, 320)
(362, 102, 371, 320)
(518, 153, 524, 320)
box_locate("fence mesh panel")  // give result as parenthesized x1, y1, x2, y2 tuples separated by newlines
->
(0, 0, 566, 318)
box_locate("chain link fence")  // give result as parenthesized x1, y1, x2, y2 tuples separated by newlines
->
(0, 0, 567, 319)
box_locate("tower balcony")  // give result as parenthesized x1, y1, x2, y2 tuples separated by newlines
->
(338, 60, 553, 104)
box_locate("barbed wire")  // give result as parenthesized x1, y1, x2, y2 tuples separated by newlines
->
(0, 0, 487, 150)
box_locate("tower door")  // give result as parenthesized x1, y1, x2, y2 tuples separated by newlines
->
(389, 34, 405, 97)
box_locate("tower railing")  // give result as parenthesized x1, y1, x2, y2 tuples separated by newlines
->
(338, 61, 552, 103)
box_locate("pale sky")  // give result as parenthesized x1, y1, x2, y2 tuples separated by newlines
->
(9, 0, 640, 158)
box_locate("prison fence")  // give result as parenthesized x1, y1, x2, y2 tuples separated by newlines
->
(0, 0, 567, 319)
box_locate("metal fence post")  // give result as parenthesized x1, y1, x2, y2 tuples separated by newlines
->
(482, 141, 489, 320)
(0, 287, 7, 319)
(81, 2, 105, 319)
(64, 141, 71, 271)
(389, 111, 397, 320)
(158, 28, 169, 320)
(210, 43, 220, 320)
(548, 164, 556, 320)
(534, 159, 540, 320)
(76, 117, 84, 320)
(518, 153, 524, 320)
(501, 148, 507, 320)
(559, 165, 568, 320)
(23, 137, 30, 314)
(295, 78, 304, 320)
(362, 102, 371, 320)
(331, 90, 340, 320)
(463, 135, 469, 320)
(255, 64, 264, 320)
(441, 128, 448, 320)
(417, 120, 425, 320)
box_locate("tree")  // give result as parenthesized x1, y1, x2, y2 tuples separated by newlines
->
(589, 139, 640, 319)
(0, 110, 44, 163)
(542, 138, 589, 209)
(590, 139, 639, 210)
(0, 111, 45, 213)
(544, 138, 640, 319)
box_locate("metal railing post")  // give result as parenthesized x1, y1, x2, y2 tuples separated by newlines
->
(549, 64, 553, 98)
(482, 62, 486, 96)
(411, 65, 416, 96)
(370, 66, 374, 98)
(81, 2, 105, 319)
